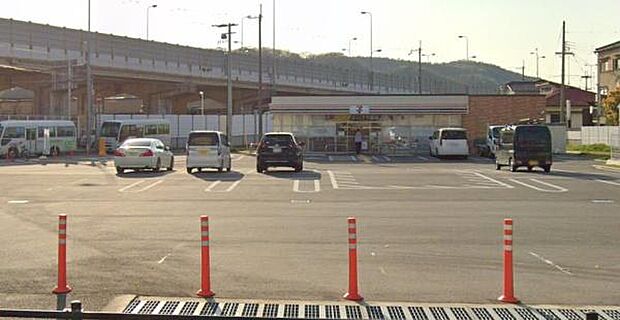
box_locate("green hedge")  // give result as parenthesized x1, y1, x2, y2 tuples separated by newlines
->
(567, 143, 611, 153)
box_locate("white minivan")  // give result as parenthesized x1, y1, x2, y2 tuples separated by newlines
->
(186, 131, 231, 174)
(429, 128, 469, 158)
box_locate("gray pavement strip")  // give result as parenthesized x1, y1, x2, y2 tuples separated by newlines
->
(121, 296, 620, 320)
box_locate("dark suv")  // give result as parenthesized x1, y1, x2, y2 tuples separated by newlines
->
(256, 132, 304, 172)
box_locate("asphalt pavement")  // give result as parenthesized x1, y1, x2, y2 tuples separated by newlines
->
(0, 154, 619, 311)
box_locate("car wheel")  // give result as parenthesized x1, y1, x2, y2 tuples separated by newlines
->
(543, 165, 551, 173)
(256, 162, 262, 173)
(116, 167, 124, 174)
(294, 163, 303, 172)
(495, 161, 501, 170)
(527, 166, 533, 172)
(7, 147, 18, 159)
(509, 159, 517, 172)
(167, 156, 174, 171)
(186, 167, 193, 174)
(154, 158, 161, 172)
(50, 146, 60, 157)
(226, 156, 231, 172)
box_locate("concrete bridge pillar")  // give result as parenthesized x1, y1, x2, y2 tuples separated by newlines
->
(33, 86, 51, 116)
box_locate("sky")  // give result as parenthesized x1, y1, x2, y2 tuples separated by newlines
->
(2, 0, 619, 89)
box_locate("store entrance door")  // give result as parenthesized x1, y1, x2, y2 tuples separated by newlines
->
(335, 121, 382, 154)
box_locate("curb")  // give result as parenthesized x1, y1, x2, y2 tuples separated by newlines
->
(593, 164, 620, 173)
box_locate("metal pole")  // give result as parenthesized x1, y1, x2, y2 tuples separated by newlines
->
(258, 4, 263, 138)
(86, 0, 92, 155)
(67, 59, 72, 119)
(272, 0, 276, 93)
(227, 24, 233, 140)
(418, 40, 422, 94)
(535, 48, 539, 78)
(147, 7, 150, 40)
(200, 91, 204, 116)
(560, 20, 566, 125)
(241, 17, 245, 49)
(369, 13, 373, 91)
(465, 37, 469, 61)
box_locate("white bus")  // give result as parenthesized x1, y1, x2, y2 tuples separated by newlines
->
(0, 120, 77, 158)
(100, 119, 171, 152)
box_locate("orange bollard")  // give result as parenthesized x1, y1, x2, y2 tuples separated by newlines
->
(196, 215, 215, 298)
(52, 214, 72, 294)
(343, 217, 363, 301)
(498, 218, 519, 303)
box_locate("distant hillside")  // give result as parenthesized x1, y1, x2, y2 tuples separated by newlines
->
(235, 49, 528, 94)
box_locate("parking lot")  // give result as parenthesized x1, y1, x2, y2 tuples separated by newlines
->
(0, 154, 619, 310)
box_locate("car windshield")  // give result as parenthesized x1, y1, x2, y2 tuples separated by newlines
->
(263, 134, 294, 145)
(441, 130, 467, 140)
(101, 122, 121, 138)
(188, 132, 218, 146)
(121, 140, 152, 147)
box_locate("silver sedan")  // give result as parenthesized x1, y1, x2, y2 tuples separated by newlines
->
(113, 138, 174, 174)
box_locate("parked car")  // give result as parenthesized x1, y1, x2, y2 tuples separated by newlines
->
(113, 138, 174, 174)
(495, 125, 552, 173)
(256, 132, 304, 172)
(429, 128, 469, 159)
(186, 131, 231, 174)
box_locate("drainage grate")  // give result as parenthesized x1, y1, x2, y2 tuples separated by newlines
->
(604, 310, 620, 320)
(200, 302, 219, 316)
(263, 304, 279, 318)
(430, 307, 451, 320)
(409, 306, 429, 320)
(367, 306, 385, 320)
(472, 308, 494, 320)
(515, 308, 539, 320)
(221, 302, 239, 316)
(305, 305, 320, 319)
(325, 305, 341, 319)
(243, 303, 259, 317)
(284, 304, 299, 318)
(387, 306, 406, 320)
(493, 308, 516, 320)
(123, 299, 141, 313)
(159, 301, 180, 315)
(346, 306, 362, 319)
(537, 309, 561, 320)
(558, 309, 583, 320)
(138, 301, 159, 314)
(178, 301, 199, 316)
(451, 307, 472, 320)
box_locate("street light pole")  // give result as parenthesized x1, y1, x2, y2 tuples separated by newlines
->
(199, 91, 204, 116)
(361, 11, 373, 91)
(86, 0, 93, 155)
(257, 4, 263, 139)
(213, 23, 238, 141)
(146, 4, 157, 40)
(458, 35, 469, 61)
(348, 37, 358, 56)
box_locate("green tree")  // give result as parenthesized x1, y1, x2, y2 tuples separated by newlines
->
(603, 88, 620, 125)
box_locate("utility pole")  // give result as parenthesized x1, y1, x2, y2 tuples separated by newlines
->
(559, 21, 567, 124)
(272, 0, 277, 95)
(257, 4, 263, 139)
(581, 74, 592, 91)
(86, 0, 93, 155)
(418, 40, 422, 94)
(67, 59, 72, 119)
(521, 60, 525, 80)
(213, 23, 238, 141)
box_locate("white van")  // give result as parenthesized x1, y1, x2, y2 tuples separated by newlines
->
(0, 120, 77, 158)
(186, 131, 231, 174)
(429, 128, 469, 158)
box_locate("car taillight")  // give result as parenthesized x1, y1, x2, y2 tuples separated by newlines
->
(140, 150, 154, 157)
(113, 149, 125, 157)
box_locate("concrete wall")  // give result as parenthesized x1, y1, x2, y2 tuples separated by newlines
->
(580, 126, 620, 146)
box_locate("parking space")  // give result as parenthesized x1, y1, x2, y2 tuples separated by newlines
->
(0, 154, 619, 310)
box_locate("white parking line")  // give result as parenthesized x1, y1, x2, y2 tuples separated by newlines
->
(471, 172, 515, 188)
(118, 180, 145, 192)
(204, 180, 222, 192)
(508, 178, 567, 192)
(327, 170, 339, 189)
(595, 179, 620, 186)
(529, 252, 573, 275)
(232, 155, 245, 162)
(293, 179, 321, 193)
(136, 180, 164, 192)
(224, 180, 242, 192)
